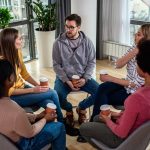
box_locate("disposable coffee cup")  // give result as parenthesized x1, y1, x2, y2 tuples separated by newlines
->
(99, 69, 108, 75)
(100, 104, 111, 116)
(46, 103, 57, 114)
(39, 77, 49, 86)
(72, 75, 80, 86)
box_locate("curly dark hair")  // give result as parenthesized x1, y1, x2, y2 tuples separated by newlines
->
(137, 39, 150, 75)
(0, 59, 16, 98)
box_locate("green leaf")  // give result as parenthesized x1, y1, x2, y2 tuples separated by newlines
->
(26, 0, 57, 31)
(0, 8, 13, 29)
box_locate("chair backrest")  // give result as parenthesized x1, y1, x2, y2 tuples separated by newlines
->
(0, 134, 18, 150)
(91, 120, 150, 150)
(0, 133, 51, 150)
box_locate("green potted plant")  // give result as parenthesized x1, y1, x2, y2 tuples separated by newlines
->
(26, 0, 57, 68)
(0, 8, 13, 29)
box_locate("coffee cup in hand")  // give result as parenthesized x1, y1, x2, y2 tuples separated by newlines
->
(46, 103, 57, 114)
(39, 77, 49, 86)
(100, 104, 111, 117)
(99, 69, 108, 75)
(72, 75, 80, 86)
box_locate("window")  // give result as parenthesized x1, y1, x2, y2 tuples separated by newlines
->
(0, 0, 49, 62)
(130, 0, 150, 21)
(0, 0, 27, 22)
(130, 0, 150, 44)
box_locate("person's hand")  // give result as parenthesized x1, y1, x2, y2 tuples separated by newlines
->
(99, 112, 111, 123)
(66, 81, 80, 91)
(32, 86, 49, 93)
(36, 111, 46, 120)
(44, 112, 57, 122)
(99, 74, 113, 82)
(74, 78, 86, 88)
(111, 111, 122, 120)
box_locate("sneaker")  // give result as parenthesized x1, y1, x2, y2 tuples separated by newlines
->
(76, 108, 87, 124)
(64, 111, 75, 127)
(64, 119, 79, 136)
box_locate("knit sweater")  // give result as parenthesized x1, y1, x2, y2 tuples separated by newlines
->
(0, 97, 46, 142)
(106, 86, 150, 138)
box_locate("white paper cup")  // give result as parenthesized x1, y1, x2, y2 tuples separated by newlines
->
(100, 104, 111, 116)
(46, 103, 57, 114)
(72, 75, 80, 85)
(39, 77, 49, 86)
(99, 69, 108, 75)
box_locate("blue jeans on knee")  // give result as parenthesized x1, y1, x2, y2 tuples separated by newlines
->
(11, 85, 63, 122)
(91, 82, 130, 120)
(17, 122, 66, 150)
(54, 77, 99, 112)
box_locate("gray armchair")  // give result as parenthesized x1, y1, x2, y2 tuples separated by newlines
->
(0, 133, 51, 150)
(0, 134, 18, 150)
(90, 121, 150, 150)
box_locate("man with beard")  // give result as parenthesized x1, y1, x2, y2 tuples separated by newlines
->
(52, 14, 99, 133)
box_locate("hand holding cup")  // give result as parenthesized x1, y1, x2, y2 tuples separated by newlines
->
(100, 104, 111, 117)
(71, 75, 80, 87)
(39, 77, 49, 87)
(45, 103, 57, 122)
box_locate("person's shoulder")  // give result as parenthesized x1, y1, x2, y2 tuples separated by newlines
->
(0, 98, 24, 114)
(126, 45, 135, 53)
(126, 87, 149, 104)
(54, 33, 66, 44)
(80, 31, 93, 44)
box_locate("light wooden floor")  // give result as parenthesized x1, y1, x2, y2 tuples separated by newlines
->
(25, 59, 150, 150)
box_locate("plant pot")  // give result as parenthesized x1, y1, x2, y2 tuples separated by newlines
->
(35, 30, 55, 68)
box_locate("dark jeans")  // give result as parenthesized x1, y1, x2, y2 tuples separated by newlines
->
(91, 82, 130, 121)
(17, 122, 66, 150)
(11, 85, 63, 122)
(54, 77, 99, 112)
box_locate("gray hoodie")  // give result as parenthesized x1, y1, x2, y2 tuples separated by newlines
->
(52, 31, 96, 82)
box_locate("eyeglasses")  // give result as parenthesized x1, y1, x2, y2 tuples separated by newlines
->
(65, 25, 77, 30)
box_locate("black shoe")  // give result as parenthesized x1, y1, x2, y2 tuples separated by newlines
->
(64, 122, 79, 136)
(49, 147, 68, 150)
(65, 124, 79, 136)
(77, 133, 87, 143)
(63, 117, 79, 136)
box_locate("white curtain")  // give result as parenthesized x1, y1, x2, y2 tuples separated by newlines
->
(102, 0, 130, 44)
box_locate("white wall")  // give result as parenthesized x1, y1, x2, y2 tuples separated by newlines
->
(71, 0, 97, 49)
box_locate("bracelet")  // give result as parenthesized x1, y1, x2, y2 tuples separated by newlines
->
(128, 80, 132, 88)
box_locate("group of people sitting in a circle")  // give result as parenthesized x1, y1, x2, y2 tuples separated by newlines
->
(1, 14, 150, 150)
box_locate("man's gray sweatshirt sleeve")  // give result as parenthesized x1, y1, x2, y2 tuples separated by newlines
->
(52, 41, 69, 82)
(83, 39, 96, 80)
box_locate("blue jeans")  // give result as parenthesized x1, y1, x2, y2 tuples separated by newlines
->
(17, 122, 66, 150)
(54, 77, 99, 111)
(11, 85, 63, 122)
(91, 82, 130, 120)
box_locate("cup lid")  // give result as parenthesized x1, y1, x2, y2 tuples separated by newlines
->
(99, 69, 108, 75)
(39, 77, 48, 82)
(100, 104, 110, 110)
(72, 75, 80, 79)
(46, 103, 57, 109)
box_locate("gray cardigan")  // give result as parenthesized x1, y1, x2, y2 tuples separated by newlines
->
(52, 31, 96, 82)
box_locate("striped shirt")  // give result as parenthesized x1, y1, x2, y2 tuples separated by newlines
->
(124, 46, 144, 94)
